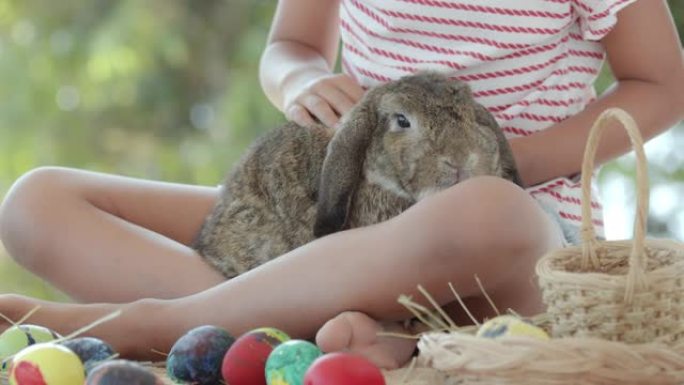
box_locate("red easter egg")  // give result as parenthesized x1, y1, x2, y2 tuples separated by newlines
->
(303, 352, 385, 385)
(221, 327, 290, 385)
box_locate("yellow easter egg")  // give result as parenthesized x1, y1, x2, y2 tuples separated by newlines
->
(476, 315, 549, 340)
(9, 342, 85, 385)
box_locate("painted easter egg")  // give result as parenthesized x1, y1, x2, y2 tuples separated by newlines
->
(8, 342, 85, 385)
(61, 337, 116, 374)
(303, 352, 385, 385)
(265, 340, 322, 385)
(222, 327, 290, 385)
(166, 325, 235, 385)
(86, 359, 164, 385)
(0, 325, 61, 372)
(476, 315, 549, 340)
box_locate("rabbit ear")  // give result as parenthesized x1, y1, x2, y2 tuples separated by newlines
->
(472, 103, 525, 187)
(314, 98, 377, 238)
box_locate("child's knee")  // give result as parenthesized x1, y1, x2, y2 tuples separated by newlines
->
(423, 177, 557, 268)
(436, 177, 541, 232)
(1, 167, 70, 216)
(0, 167, 72, 265)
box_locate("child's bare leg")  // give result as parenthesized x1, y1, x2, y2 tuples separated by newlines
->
(0, 167, 224, 302)
(0, 176, 563, 368)
(0, 295, 164, 356)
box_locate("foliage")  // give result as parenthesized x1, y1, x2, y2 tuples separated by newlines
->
(0, 0, 282, 192)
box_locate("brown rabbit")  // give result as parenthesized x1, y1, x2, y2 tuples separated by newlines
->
(193, 72, 522, 278)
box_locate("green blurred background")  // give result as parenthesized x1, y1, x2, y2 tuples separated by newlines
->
(0, 0, 682, 300)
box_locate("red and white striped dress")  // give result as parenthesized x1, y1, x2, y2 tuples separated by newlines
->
(339, 0, 638, 239)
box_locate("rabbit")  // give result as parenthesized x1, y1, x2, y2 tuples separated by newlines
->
(193, 71, 522, 278)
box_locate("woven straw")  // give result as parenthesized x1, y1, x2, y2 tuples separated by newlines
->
(536, 108, 684, 343)
(415, 330, 684, 384)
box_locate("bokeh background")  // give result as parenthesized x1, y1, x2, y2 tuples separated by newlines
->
(0, 0, 682, 300)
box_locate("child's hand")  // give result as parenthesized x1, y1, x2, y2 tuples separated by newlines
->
(283, 73, 365, 129)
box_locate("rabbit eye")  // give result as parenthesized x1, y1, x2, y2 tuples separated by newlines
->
(394, 114, 411, 129)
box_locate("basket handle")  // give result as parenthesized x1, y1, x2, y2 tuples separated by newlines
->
(580, 108, 649, 302)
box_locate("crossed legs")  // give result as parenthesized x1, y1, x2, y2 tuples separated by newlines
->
(0, 168, 563, 368)
(0, 167, 224, 302)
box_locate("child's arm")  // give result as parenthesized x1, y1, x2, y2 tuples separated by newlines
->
(511, 0, 684, 187)
(259, 0, 364, 128)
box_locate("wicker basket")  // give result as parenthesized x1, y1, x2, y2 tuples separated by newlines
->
(388, 108, 684, 385)
(536, 108, 684, 344)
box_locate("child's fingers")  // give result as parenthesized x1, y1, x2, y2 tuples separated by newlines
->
(313, 74, 365, 110)
(286, 103, 317, 127)
(334, 75, 366, 102)
(282, 73, 365, 128)
(299, 93, 340, 128)
(314, 86, 356, 117)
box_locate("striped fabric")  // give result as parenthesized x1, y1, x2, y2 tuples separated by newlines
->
(339, 0, 639, 237)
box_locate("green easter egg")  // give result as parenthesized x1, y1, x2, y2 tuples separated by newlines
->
(0, 325, 61, 372)
(265, 340, 322, 385)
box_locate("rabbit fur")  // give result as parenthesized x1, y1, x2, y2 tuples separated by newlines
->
(193, 72, 522, 278)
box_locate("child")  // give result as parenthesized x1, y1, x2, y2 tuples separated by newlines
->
(0, 0, 682, 369)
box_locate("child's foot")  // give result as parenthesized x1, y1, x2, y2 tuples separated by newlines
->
(315, 311, 418, 369)
(0, 294, 169, 360)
